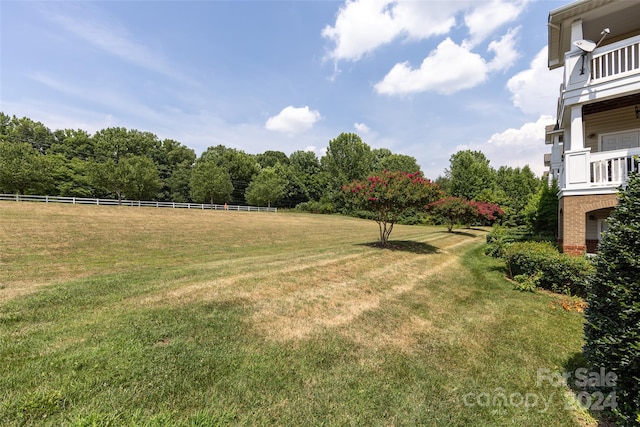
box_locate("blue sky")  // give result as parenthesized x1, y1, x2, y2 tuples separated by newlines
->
(1, 0, 567, 179)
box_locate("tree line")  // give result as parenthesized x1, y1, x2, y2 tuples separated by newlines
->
(0, 112, 555, 233)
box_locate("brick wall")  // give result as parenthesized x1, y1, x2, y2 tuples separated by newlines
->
(559, 194, 618, 255)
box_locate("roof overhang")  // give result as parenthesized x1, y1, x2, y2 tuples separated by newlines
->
(548, 0, 640, 70)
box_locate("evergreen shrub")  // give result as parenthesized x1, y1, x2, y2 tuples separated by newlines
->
(584, 173, 640, 426)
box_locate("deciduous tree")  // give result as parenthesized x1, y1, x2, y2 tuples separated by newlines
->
(427, 197, 476, 232)
(200, 145, 260, 204)
(343, 170, 441, 245)
(245, 166, 286, 207)
(445, 150, 495, 201)
(189, 160, 234, 205)
(0, 141, 51, 194)
(323, 133, 374, 188)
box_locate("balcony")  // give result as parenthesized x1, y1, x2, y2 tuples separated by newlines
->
(591, 36, 640, 83)
(562, 147, 640, 194)
(561, 35, 640, 111)
(590, 149, 640, 185)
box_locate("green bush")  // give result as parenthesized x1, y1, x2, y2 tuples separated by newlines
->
(484, 225, 551, 258)
(512, 272, 541, 293)
(503, 241, 594, 297)
(584, 173, 640, 426)
(295, 200, 335, 214)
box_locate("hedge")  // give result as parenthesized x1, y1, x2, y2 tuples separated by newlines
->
(503, 241, 594, 297)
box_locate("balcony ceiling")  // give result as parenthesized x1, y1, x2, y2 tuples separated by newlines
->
(548, 0, 640, 69)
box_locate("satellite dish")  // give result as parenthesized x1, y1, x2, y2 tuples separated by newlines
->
(574, 39, 596, 52)
(573, 28, 611, 75)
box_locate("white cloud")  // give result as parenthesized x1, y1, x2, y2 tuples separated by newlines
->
(375, 26, 522, 96)
(265, 106, 321, 134)
(354, 122, 370, 133)
(464, 0, 528, 47)
(374, 38, 488, 95)
(322, 0, 527, 62)
(507, 46, 563, 116)
(322, 0, 475, 62)
(487, 27, 520, 72)
(388, 1, 467, 40)
(454, 115, 554, 176)
(322, 0, 401, 62)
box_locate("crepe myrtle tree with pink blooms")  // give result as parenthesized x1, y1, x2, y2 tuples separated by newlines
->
(343, 170, 441, 246)
(427, 197, 504, 232)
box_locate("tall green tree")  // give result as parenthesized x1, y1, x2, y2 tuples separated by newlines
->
(48, 155, 94, 198)
(322, 133, 374, 189)
(524, 179, 559, 237)
(199, 145, 260, 204)
(0, 115, 54, 154)
(120, 156, 161, 201)
(0, 141, 51, 194)
(584, 173, 640, 426)
(495, 165, 541, 224)
(373, 149, 421, 173)
(245, 166, 287, 207)
(90, 155, 160, 202)
(49, 129, 95, 160)
(445, 150, 495, 201)
(289, 150, 327, 202)
(256, 150, 289, 168)
(93, 128, 159, 163)
(289, 150, 321, 175)
(150, 139, 195, 202)
(189, 160, 234, 205)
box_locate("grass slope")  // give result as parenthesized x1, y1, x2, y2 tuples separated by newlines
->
(0, 202, 588, 426)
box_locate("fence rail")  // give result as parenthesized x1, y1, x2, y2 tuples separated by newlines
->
(0, 194, 277, 212)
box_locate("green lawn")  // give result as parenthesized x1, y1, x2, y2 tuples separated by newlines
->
(0, 202, 591, 426)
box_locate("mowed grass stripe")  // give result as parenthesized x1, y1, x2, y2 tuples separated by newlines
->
(0, 203, 588, 426)
(125, 228, 481, 322)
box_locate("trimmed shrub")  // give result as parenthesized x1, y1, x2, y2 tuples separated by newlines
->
(484, 225, 551, 258)
(295, 200, 335, 214)
(584, 173, 640, 426)
(503, 241, 594, 297)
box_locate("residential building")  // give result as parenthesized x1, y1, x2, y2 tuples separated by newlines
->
(546, 0, 640, 255)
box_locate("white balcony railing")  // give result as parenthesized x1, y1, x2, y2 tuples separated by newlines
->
(562, 35, 640, 103)
(590, 150, 640, 185)
(563, 148, 640, 192)
(591, 35, 640, 83)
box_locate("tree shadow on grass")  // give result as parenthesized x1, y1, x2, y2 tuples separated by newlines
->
(436, 230, 478, 238)
(358, 240, 439, 254)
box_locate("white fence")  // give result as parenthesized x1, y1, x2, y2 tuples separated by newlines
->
(0, 194, 277, 212)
